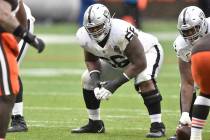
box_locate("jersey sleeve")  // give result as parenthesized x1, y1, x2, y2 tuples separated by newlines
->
(173, 40, 179, 55)
(76, 27, 88, 47)
(173, 36, 191, 62)
(111, 19, 137, 52)
(122, 26, 136, 50)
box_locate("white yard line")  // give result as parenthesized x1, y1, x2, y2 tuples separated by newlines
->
(24, 106, 179, 113)
(27, 123, 177, 131)
(39, 34, 78, 44)
(38, 32, 177, 44)
(20, 68, 85, 76)
(26, 120, 210, 132)
(20, 68, 179, 77)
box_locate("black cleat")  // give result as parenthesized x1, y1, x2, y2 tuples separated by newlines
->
(7, 115, 28, 132)
(71, 119, 105, 133)
(167, 134, 177, 140)
(146, 122, 165, 138)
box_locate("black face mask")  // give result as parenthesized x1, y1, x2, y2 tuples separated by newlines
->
(181, 25, 200, 37)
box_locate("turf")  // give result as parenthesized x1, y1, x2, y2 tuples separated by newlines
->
(7, 20, 210, 140)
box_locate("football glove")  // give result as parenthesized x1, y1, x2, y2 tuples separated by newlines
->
(23, 32, 45, 53)
(94, 87, 112, 100)
(179, 112, 191, 126)
(94, 72, 130, 100)
(14, 25, 45, 53)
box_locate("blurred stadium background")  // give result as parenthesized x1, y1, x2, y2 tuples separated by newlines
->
(7, 0, 210, 140)
(24, 0, 202, 22)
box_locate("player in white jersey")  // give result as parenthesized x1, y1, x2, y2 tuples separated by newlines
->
(168, 6, 210, 140)
(71, 4, 165, 138)
(7, 3, 35, 133)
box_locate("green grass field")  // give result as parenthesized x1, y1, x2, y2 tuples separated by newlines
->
(7, 20, 210, 140)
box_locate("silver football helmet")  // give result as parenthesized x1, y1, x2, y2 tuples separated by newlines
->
(177, 6, 208, 44)
(83, 4, 111, 42)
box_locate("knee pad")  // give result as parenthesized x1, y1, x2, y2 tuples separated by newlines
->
(81, 70, 95, 90)
(140, 89, 162, 106)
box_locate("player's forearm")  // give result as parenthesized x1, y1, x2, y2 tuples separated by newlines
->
(103, 73, 129, 93)
(104, 60, 146, 93)
(86, 60, 101, 88)
(180, 84, 194, 112)
(123, 62, 146, 79)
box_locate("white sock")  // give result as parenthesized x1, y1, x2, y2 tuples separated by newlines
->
(12, 102, 23, 116)
(149, 114, 161, 123)
(191, 127, 202, 140)
(87, 109, 100, 120)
